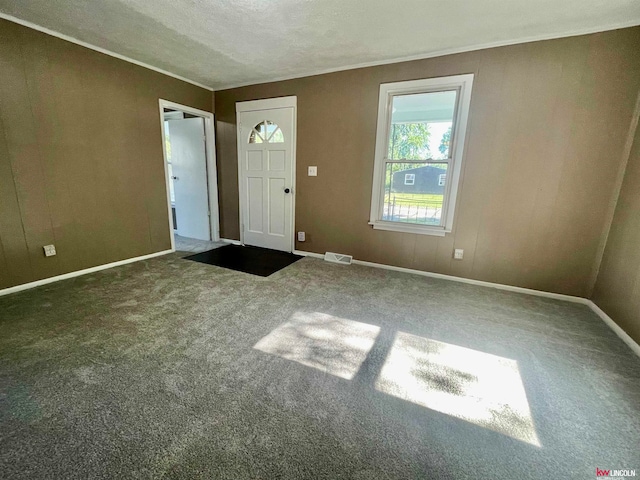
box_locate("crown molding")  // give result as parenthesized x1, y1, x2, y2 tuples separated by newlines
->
(0, 13, 213, 91)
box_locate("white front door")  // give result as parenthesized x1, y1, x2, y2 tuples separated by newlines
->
(168, 117, 210, 241)
(237, 104, 295, 252)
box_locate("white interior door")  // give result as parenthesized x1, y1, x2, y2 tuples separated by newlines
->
(238, 106, 295, 252)
(168, 117, 210, 241)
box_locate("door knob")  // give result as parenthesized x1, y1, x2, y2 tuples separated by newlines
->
(284, 188, 291, 194)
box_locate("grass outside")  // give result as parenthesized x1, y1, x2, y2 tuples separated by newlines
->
(384, 192, 444, 208)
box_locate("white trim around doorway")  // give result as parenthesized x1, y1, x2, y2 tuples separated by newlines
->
(158, 99, 220, 251)
(236, 96, 297, 113)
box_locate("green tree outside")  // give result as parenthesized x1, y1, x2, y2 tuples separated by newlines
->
(385, 123, 431, 190)
(439, 126, 451, 157)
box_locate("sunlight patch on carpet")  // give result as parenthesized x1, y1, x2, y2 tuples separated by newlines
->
(253, 312, 380, 379)
(375, 332, 541, 446)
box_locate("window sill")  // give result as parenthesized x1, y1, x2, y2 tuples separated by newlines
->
(368, 220, 448, 237)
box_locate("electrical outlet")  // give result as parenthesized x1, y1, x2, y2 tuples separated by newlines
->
(453, 248, 464, 260)
(43, 244, 56, 257)
(308, 166, 317, 176)
(297, 231, 306, 242)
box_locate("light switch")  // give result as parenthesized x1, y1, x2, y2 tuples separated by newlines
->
(308, 166, 317, 176)
(43, 244, 56, 257)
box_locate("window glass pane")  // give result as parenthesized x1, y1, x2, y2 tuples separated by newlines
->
(249, 129, 264, 144)
(269, 128, 284, 143)
(382, 162, 448, 226)
(389, 90, 457, 161)
(249, 121, 285, 143)
(255, 122, 267, 138)
(265, 121, 278, 139)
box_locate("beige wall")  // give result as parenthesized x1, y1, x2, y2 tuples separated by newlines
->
(0, 19, 212, 290)
(215, 27, 640, 297)
(592, 117, 640, 343)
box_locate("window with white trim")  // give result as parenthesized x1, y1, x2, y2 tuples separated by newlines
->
(369, 74, 474, 236)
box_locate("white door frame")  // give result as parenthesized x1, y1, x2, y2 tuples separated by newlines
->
(236, 96, 297, 250)
(158, 99, 220, 250)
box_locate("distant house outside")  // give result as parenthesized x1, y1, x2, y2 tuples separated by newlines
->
(391, 165, 447, 195)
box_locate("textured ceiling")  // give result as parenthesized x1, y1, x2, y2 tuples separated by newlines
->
(1, 0, 639, 90)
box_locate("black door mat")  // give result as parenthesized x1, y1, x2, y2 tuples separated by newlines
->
(184, 244, 302, 277)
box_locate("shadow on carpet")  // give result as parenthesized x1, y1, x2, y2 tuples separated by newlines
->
(184, 244, 302, 277)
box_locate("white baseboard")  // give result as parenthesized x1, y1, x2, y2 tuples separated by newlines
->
(3, 246, 638, 358)
(353, 258, 590, 304)
(293, 249, 588, 304)
(294, 249, 640, 357)
(0, 249, 174, 297)
(293, 249, 323, 259)
(221, 238, 242, 245)
(587, 301, 640, 357)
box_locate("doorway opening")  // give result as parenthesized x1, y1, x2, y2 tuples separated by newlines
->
(159, 100, 220, 254)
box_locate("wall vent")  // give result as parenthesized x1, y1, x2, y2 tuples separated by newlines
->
(324, 252, 353, 265)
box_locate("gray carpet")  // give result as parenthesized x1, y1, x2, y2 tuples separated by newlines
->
(1, 254, 639, 479)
